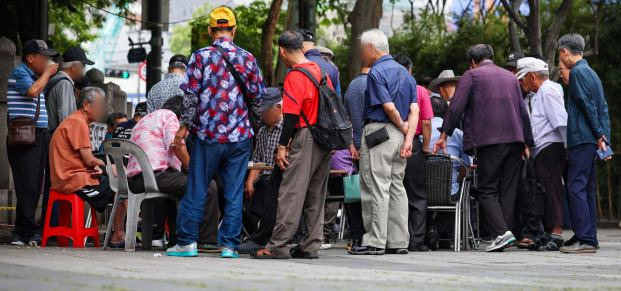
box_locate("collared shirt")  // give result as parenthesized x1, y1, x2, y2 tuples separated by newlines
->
(524, 80, 567, 157)
(567, 59, 611, 148)
(180, 37, 265, 144)
(441, 60, 533, 153)
(50, 111, 98, 193)
(147, 73, 185, 113)
(126, 109, 182, 177)
(7, 63, 48, 128)
(344, 73, 367, 149)
(415, 85, 433, 135)
(427, 117, 471, 196)
(305, 48, 341, 96)
(46, 71, 76, 132)
(364, 55, 417, 122)
(251, 120, 283, 176)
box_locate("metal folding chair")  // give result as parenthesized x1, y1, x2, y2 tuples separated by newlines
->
(425, 154, 478, 252)
(102, 139, 176, 251)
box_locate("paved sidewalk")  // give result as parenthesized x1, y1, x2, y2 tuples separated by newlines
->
(1, 229, 621, 290)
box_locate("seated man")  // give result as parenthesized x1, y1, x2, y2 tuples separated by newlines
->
(239, 87, 283, 254)
(113, 102, 147, 140)
(126, 96, 190, 247)
(424, 96, 470, 249)
(49, 87, 114, 212)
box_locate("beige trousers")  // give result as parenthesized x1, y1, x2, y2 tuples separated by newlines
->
(360, 123, 409, 249)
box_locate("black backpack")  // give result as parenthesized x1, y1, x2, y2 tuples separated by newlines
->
(285, 67, 352, 150)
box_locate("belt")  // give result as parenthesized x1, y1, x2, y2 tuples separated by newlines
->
(364, 119, 388, 125)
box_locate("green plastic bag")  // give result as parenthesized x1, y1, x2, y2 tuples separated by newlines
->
(343, 173, 360, 204)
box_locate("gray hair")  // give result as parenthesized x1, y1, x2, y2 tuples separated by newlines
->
(360, 29, 389, 54)
(557, 33, 585, 55)
(533, 70, 549, 80)
(62, 61, 82, 69)
(78, 86, 105, 109)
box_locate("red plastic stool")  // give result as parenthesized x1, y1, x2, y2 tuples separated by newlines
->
(41, 190, 100, 248)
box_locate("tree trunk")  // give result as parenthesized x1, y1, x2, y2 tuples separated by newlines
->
(526, 0, 542, 58)
(542, 0, 573, 64)
(507, 0, 521, 52)
(274, 0, 299, 85)
(348, 0, 383, 81)
(260, 0, 284, 86)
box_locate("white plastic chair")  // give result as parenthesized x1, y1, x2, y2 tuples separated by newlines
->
(102, 139, 175, 251)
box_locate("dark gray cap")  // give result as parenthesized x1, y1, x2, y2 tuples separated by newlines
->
(260, 87, 282, 112)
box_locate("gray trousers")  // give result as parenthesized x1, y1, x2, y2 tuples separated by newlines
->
(360, 123, 409, 249)
(266, 128, 331, 254)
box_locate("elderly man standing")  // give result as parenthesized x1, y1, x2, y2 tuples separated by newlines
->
(298, 29, 341, 97)
(557, 34, 611, 254)
(253, 30, 333, 259)
(349, 29, 419, 256)
(516, 57, 568, 251)
(167, 6, 265, 258)
(46, 47, 94, 133)
(146, 55, 187, 113)
(434, 44, 533, 252)
(7, 39, 58, 246)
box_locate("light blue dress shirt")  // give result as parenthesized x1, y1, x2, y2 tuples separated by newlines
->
(523, 80, 567, 157)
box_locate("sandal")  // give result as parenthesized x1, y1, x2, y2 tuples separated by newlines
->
(251, 248, 290, 259)
(516, 238, 534, 249)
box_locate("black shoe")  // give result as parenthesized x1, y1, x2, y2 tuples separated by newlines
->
(538, 234, 564, 251)
(563, 235, 578, 247)
(386, 248, 409, 254)
(197, 242, 220, 253)
(408, 243, 429, 252)
(290, 247, 319, 259)
(425, 226, 440, 250)
(348, 245, 385, 255)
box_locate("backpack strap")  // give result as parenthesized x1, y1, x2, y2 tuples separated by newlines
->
(283, 89, 312, 129)
(291, 67, 327, 88)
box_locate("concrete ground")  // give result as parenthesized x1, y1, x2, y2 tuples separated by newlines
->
(1, 229, 621, 291)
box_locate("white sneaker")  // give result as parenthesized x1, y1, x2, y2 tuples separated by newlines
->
(152, 239, 165, 248)
(320, 243, 332, 250)
(485, 231, 516, 252)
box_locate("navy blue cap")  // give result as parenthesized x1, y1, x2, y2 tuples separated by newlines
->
(260, 87, 282, 112)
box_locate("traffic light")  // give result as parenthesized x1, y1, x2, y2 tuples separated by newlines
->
(105, 69, 130, 79)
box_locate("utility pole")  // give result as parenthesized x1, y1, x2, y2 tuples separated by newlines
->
(146, 0, 162, 92)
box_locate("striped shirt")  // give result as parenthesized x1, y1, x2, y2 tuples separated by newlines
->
(7, 63, 48, 128)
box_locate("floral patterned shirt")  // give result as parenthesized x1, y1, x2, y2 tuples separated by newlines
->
(180, 37, 265, 144)
(126, 109, 181, 177)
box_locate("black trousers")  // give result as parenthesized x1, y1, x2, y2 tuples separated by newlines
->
(535, 143, 567, 232)
(7, 129, 49, 238)
(129, 168, 188, 243)
(403, 138, 427, 246)
(249, 166, 283, 246)
(476, 142, 524, 238)
(324, 176, 343, 241)
(346, 202, 365, 241)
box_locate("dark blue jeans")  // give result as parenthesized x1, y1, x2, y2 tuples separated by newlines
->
(567, 143, 598, 246)
(176, 137, 251, 249)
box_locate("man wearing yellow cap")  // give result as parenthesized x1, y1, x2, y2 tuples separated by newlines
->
(168, 6, 265, 258)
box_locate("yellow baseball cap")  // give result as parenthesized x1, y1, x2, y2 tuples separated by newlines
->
(209, 7, 236, 28)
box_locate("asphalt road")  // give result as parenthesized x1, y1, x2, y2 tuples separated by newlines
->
(1, 229, 621, 290)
